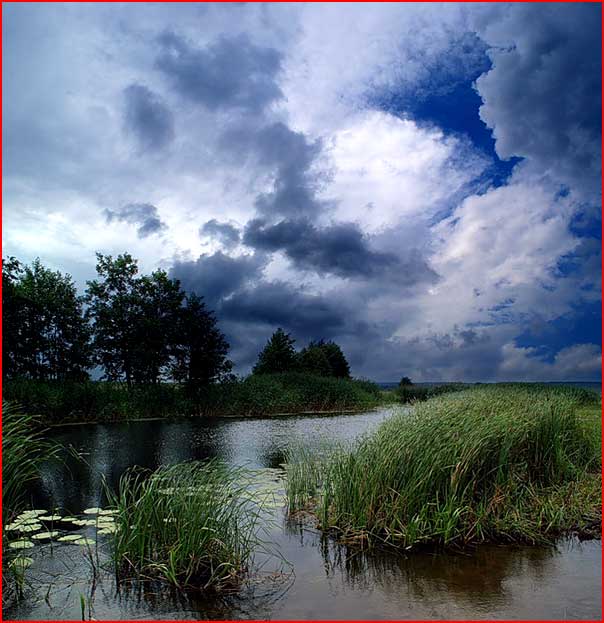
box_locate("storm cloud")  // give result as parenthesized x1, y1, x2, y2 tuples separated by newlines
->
(243, 217, 436, 283)
(123, 84, 174, 152)
(105, 203, 167, 238)
(156, 31, 283, 113)
(200, 219, 240, 249)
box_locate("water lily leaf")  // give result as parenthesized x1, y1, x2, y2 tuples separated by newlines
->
(73, 537, 96, 546)
(31, 531, 60, 540)
(8, 540, 34, 549)
(38, 514, 62, 521)
(58, 534, 85, 542)
(83, 507, 103, 515)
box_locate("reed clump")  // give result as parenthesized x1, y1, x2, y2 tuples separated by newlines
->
(109, 461, 265, 591)
(286, 385, 601, 549)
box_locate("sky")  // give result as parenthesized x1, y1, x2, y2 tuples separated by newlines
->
(3, 2, 601, 382)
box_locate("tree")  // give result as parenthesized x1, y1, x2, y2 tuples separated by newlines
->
(399, 376, 413, 386)
(132, 270, 185, 384)
(85, 253, 142, 386)
(252, 328, 298, 375)
(316, 340, 351, 378)
(86, 254, 187, 386)
(172, 294, 232, 388)
(297, 345, 333, 376)
(2, 257, 90, 380)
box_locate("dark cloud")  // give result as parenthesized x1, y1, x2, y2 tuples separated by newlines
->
(200, 219, 240, 249)
(243, 217, 438, 284)
(221, 281, 347, 335)
(170, 251, 266, 308)
(123, 84, 174, 152)
(221, 122, 329, 219)
(475, 3, 601, 201)
(243, 218, 395, 278)
(105, 203, 167, 238)
(156, 32, 283, 113)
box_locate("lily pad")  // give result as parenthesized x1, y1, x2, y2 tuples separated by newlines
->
(58, 534, 85, 543)
(97, 526, 116, 535)
(38, 514, 62, 522)
(83, 507, 102, 515)
(15, 524, 43, 533)
(8, 540, 34, 549)
(73, 537, 96, 546)
(31, 531, 60, 541)
(98, 509, 118, 516)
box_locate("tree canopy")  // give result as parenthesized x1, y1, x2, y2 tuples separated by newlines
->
(252, 328, 298, 375)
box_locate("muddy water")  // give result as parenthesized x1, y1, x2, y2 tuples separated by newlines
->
(5, 408, 601, 620)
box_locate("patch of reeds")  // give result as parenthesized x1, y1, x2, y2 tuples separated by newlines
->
(286, 386, 601, 549)
(109, 461, 267, 591)
(2, 401, 58, 525)
(3, 374, 383, 424)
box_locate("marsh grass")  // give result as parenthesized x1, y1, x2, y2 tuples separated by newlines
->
(2, 401, 59, 605)
(286, 386, 601, 550)
(109, 461, 270, 591)
(2, 401, 58, 525)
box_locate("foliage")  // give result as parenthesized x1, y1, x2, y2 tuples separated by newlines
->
(316, 340, 351, 378)
(286, 385, 601, 549)
(171, 294, 233, 389)
(399, 376, 412, 386)
(297, 345, 332, 377)
(2, 257, 90, 381)
(252, 328, 298, 375)
(109, 461, 264, 590)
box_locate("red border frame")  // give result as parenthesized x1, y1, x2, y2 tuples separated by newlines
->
(0, 1, 602, 622)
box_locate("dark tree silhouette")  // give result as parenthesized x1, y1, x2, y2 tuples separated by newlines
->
(253, 328, 298, 374)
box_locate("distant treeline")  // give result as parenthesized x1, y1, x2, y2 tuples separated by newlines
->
(3, 254, 352, 388)
(2, 254, 384, 421)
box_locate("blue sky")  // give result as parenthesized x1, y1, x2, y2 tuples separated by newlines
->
(3, 2, 601, 381)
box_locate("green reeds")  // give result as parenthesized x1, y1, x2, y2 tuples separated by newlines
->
(2, 401, 58, 526)
(286, 386, 601, 549)
(109, 461, 266, 591)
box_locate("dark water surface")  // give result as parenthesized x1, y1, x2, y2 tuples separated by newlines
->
(6, 408, 602, 620)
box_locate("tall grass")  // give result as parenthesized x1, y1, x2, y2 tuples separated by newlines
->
(4, 374, 383, 424)
(2, 401, 58, 525)
(109, 461, 267, 591)
(286, 386, 601, 549)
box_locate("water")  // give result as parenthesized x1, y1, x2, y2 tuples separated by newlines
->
(6, 408, 602, 620)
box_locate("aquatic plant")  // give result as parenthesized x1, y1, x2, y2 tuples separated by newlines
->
(109, 461, 267, 591)
(2, 401, 58, 525)
(286, 386, 601, 549)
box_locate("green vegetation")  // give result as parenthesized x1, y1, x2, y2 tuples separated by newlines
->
(2, 402, 58, 525)
(396, 382, 468, 402)
(286, 385, 601, 550)
(3, 256, 370, 424)
(2, 401, 59, 604)
(109, 461, 265, 590)
(3, 373, 383, 424)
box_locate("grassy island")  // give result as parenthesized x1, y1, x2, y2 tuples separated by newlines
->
(286, 384, 601, 549)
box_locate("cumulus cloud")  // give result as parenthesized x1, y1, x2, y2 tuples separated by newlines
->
(123, 84, 174, 152)
(156, 31, 283, 113)
(105, 203, 168, 238)
(474, 3, 601, 201)
(200, 219, 240, 249)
